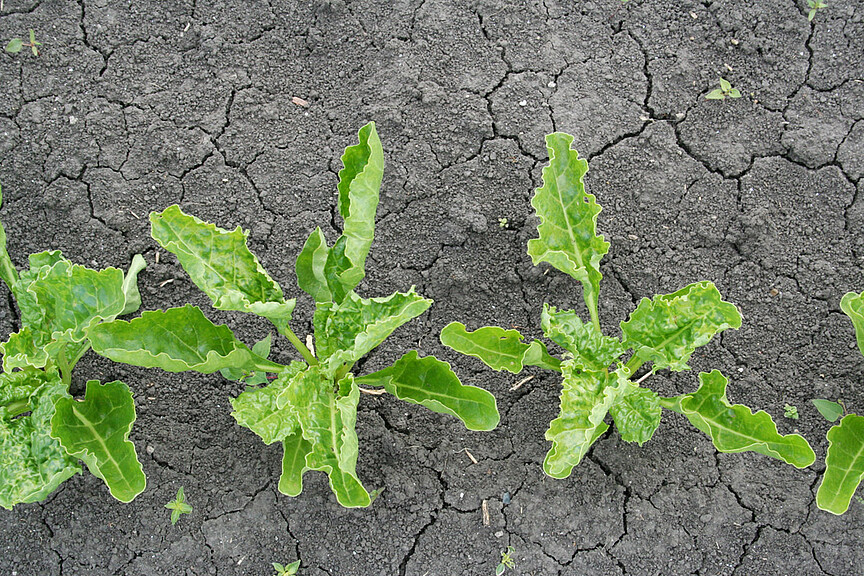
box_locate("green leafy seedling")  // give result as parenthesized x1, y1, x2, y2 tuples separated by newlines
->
(441, 133, 815, 480)
(496, 546, 515, 576)
(813, 291, 864, 514)
(0, 186, 147, 509)
(784, 404, 799, 420)
(5, 30, 41, 56)
(808, 0, 827, 21)
(89, 123, 500, 508)
(273, 560, 300, 576)
(165, 487, 193, 525)
(498, 217, 508, 229)
(705, 77, 742, 100)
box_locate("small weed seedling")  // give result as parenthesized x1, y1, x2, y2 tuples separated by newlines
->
(705, 77, 741, 100)
(442, 133, 815, 479)
(0, 186, 147, 509)
(273, 561, 300, 576)
(784, 404, 799, 420)
(89, 123, 499, 508)
(808, 0, 827, 21)
(5, 30, 41, 56)
(812, 291, 864, 514)
(498, 217, 509, 229)
(496, 546, 515, 575)
(165, 486, 192, 525)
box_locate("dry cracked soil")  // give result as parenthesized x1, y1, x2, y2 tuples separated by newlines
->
(1, 0, 863, 575)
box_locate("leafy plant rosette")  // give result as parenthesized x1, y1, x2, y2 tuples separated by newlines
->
(0, 187, 147, 508)
(812, 291, 864, 515)
(441, 133, 816, 479)
(88, 123, 499, 508)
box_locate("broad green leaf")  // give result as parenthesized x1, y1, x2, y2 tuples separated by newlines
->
(5, 38, 22, 53)
(527, 133, 609, 324)
(727, 88, 742, 98)
(609, 382, 662, 445)
(522, 340, 562, 372)
(323, 122, 384, 303)
(0, 367, 48, 412)
(812, 399, 844, 423)
(674, 370, 815, 468)
(840, 291, 864, 357)
(719, 77, 732, 92)
(230, 362, 306, 445)
(541, 304, 626, 370)
(440, 322, 530, 374)
(89, 305, 277, 374)
(620, 281, 741, 372)
(279, 369, 370, 507)
(314, 288, 432, 377)
(51, 380, 145, 503)
(150, 205, 295, 326)
(543, 363, 628, 478)
(296, 227, 331, 303)
(120, 254, 147, 316)
(0, 186, 19, 290)
(816, 414, 864, 515)
(0, 370, 80, 509)
(3, 259, 127, 370)
(705, 89, 726, 100)
(279, 431, 313, 497)
(356, 350, 499, 431)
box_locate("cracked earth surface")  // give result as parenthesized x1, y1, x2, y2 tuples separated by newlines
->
(1, 0, 863, 574)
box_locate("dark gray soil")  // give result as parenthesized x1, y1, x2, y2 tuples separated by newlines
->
(1, 0, 863, 574)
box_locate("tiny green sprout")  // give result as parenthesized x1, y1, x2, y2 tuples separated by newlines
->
(495, 546, 515, 576)
(784, 404, 799, 420)
(272, 560, 300, 576)
(5, 30, 41, 56)
(808, 0, 827, 21)
(705, 77, 742, 100)
(498, 217, 508, 229)
(165, 487, 193, 525)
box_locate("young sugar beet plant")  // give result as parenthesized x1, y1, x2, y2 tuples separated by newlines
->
(0, 187, 147, 508)
(810, 291, 864, 515)
(441, 133, 816, 479)
(88, 123, 499, 508)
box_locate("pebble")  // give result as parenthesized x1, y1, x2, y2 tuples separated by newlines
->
(502, 492, 511, 505)
(518, 100, 527, 107)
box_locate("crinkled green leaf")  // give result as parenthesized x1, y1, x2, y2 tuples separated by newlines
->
(3, 259, 127, 371)
(544, 363, 629, 478)
(279, 431, 313, 497)
(674, 370, 815, 468)
(314, 288, 431, 377)
(356, 350, 499, 431)
(323, 122, 384, 303)
(609, 382, 662, 445)
(527, 133, 609, 324)
(816, 414, 864, 515)
(296, 227, 331, 303)
(541, 304, 626, 370)
(0, 186, 19, 290)
(0, 369, 80, 509)
(440, 322, 530, 374)
(89, 305, 277, 374)
(440, 322, 561, 373)
(230, 362, 306, 444)
(51, 380, 145, 503)
(620, 281, 741, 372)
(120, 254, 147, 316)
(150, 205, 295, 327)
(279, 369, 370, 507)
(840, 291, 864, 357)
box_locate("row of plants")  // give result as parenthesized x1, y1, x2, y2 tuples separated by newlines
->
(0, 124, 861, 516)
